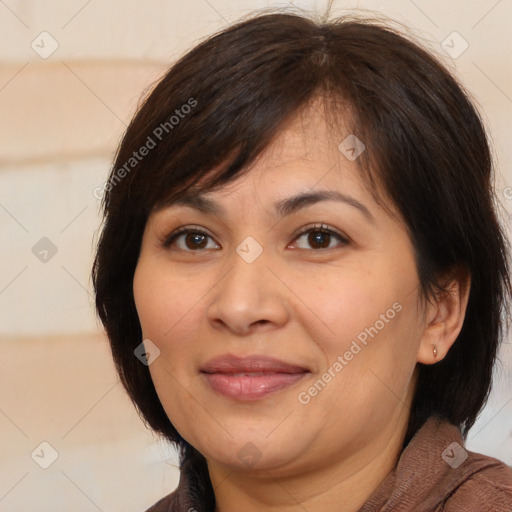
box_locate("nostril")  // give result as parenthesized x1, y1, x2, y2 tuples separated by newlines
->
(211, 318, 227, 329)
(252, 319, 271, 327)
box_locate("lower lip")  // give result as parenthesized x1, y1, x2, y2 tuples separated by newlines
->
(202, 372, 308, 400)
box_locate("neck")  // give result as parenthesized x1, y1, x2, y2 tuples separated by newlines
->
(209, 408, 410, 512)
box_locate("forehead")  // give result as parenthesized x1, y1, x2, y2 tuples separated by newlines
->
(258, 99, 352, 169)
(211, 110, 379, 214)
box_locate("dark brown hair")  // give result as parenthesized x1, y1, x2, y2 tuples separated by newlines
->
(92, 11, 511, 509)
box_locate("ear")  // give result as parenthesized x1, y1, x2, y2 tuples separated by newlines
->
(417, 266, 471, 365)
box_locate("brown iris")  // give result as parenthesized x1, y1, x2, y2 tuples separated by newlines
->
(185, 232, 208, 250)
(308, 230, 331, 249)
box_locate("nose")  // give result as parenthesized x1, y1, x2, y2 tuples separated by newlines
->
(206, 249, 290, 336)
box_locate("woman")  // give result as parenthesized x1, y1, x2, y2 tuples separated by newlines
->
(92, 11, 512, 511)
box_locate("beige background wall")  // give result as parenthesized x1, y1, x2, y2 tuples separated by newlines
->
(1, 0, 511, 510)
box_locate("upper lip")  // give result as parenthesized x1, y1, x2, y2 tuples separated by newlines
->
(201, 355, 309, 374)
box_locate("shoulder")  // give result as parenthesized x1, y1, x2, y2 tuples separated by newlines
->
(442, 450, 512, 511)
(409, 416, 512, 510)
(364, 416, 512, 511)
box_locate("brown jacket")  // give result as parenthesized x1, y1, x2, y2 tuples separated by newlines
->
(146, 416, 512, 511)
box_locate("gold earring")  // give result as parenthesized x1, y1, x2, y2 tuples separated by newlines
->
(433, 344, 438, 358)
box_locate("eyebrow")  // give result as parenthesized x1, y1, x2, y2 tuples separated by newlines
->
(274, 190, 374, 223)
(168, 190, 374, 223)
(171, 194, 221, 215)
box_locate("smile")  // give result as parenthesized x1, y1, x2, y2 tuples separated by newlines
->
(200, 355, 310, 400)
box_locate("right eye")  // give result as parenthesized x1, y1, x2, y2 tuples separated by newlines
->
(163, 228, 221, 251)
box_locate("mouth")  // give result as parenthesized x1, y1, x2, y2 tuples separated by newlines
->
(200, 355, 310, 401)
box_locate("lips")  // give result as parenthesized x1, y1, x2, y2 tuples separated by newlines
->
(201, 355, 308, 374)
(201, 355, 310, 401)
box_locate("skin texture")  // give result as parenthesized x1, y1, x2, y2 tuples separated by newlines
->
(133, 104, 470, 512)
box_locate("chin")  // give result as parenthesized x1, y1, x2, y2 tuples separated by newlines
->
(200, 433, 305, 474)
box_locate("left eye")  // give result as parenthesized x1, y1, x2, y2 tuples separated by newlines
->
(291, 227, 348, 250)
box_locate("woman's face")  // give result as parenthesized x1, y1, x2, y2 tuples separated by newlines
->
(133, 106, 428, 479)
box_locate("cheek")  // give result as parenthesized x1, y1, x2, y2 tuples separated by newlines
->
(300, 303, 420, 440)
(286, 260, 403, 353)
(133, 258, 208, 342)
(133, 260, 207, 435)
(290, 256, 421, 399)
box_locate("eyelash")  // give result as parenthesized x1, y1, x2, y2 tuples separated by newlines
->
(291, 223, 350, 250)
(162, 225, 219, 251)
(162, 223, 349, 252)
